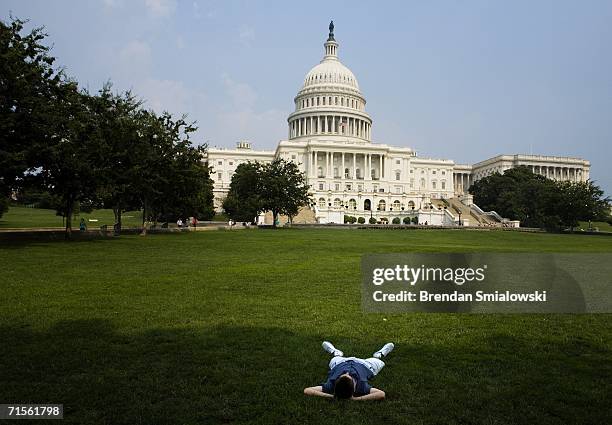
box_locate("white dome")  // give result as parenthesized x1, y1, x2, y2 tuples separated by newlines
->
(303, 60, 359, 90)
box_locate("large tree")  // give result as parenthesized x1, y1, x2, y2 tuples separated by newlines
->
(0, 17, 66, 217)
(92, 84, 144, 234)
(37, 85, 101, 238)
(470, 166, 609, 229)
(222, 162, 264, 223)
(260, 158, 311, 227)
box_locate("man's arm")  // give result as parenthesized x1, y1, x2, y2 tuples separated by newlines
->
(351, 387, 385, 401)
(303, 386, 334, 398)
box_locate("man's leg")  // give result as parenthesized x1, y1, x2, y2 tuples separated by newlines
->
(323, 341, 346, 369)
(322, 341, 343, 357)
(362, 357, 386, 376)
(373, 342, 395, 359)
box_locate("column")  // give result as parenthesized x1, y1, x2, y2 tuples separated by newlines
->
(310, 116, 313, 135)
(353, 153, 356, 179)
(332, 116, 336, 134)
(325, 151, 329, 177)
(341, 153, 345, 179)
(379, 155, 382, 180)
(366, 154, 371, 180)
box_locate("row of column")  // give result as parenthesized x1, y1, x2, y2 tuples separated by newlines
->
(528, 165, 585, 182)
(309, 150, 384, 180)
(290, 115, 371, 140)
(454, 173, 473, 195)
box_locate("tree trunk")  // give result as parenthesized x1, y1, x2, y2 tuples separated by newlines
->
(272, 211, 278, 228)
(141, 200, 147, 236)
(113, 207, 122, 236)
(64, 198, 73, 240)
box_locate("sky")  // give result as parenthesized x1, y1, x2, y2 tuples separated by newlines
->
(4, 0, 612, 195)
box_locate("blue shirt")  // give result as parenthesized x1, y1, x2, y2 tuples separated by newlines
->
(321, 360, 373, 396)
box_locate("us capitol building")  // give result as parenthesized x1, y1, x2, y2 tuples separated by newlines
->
(205, 23, 590, 225)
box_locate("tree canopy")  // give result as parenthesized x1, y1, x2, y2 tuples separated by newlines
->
(223, 158, 311, 226)
(469, 166, 610, 229)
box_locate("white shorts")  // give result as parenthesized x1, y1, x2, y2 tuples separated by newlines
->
(329, 356, 385, 376)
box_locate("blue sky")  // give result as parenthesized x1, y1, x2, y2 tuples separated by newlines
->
(4, 0, 612, 194)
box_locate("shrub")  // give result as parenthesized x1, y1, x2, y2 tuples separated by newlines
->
(357, 217, 365, 224)
(411, 216, 419, 224)
(392, 217, 401, 224)
(344, 215, 350, 224)
(350, 216, 357, 224)
(369, 217, 377, 224)
(403, 216, 411, 224)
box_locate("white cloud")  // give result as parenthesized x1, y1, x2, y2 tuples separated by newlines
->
(116, 40, 152, 79)
(144, 0, 177, 17)
(239, 25, 255, 46)
(213, 75, 286, 147)
(137, 78, 191, 116)
(222, 74, 257, 109)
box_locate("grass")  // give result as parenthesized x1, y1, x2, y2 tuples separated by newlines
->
(578, 220, 612, 232)
(0, 206, 143, 229)
(1, 229, 611, 424)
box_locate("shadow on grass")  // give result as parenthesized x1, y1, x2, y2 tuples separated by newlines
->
(0, 320, 609, 425)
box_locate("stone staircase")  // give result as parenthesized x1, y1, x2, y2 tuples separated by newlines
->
(445, 198, 500, 227)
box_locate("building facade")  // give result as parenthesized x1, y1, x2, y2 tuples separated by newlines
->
(205, 24, 590, 224)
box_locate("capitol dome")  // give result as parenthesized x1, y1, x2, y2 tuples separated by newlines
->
(302, 59, 360, 91)
(287, 22, 372, 142)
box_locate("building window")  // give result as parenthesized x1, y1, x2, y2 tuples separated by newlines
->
(441, 181, 446, 190)
(318, 198, 326, 209)
(408, 201, 415, 209)
(433, 170, 436, 175)
(333, 198, 341, 207)
(217, 161, 223, 165)
(356, 169, 361, 179)
(420, 178, 426, 188)
(432, 181, 437, 189)
(395, 171, 401, 181)
(358, 184, 363, 192)
(396, 159, 401, 165)
(318, 183, 324, 190)
(335, 183, 340, 191)
(349, 198, 356, 209)
(346, 183, 352, 191)
(395, 186, 402, 194)
(378, 200, 386, 211)
(291, 154, 296, 160)
(410, 169, 413, 174)
(442, 171, 446, 175)
(371, 168, 376, 179)
(410, 178, 414, 188)
(393, 200, 401, 210)
(345, 168, 350, 178)
(334, 167, 339, 178)
(217, 172, 222, 181)
(317, 167, 323, 178)
(373, 185, 378, 192)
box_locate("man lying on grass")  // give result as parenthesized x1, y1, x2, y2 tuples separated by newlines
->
(304, 341, 394, 401)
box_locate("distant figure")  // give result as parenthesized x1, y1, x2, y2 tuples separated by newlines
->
(192, 217, 198, 228)
(304, 341, 394, 401)
(177, 218, 183, 228)
(79, 218, 87, 232)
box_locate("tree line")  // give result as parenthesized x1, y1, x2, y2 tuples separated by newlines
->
(0, 18, 214, 237)
(469, 167, 610, 229)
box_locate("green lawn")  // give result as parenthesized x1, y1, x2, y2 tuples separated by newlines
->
(1, 230, 611, 424)
(0, 206, 143, 228)
(578, 220, 612, 232)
